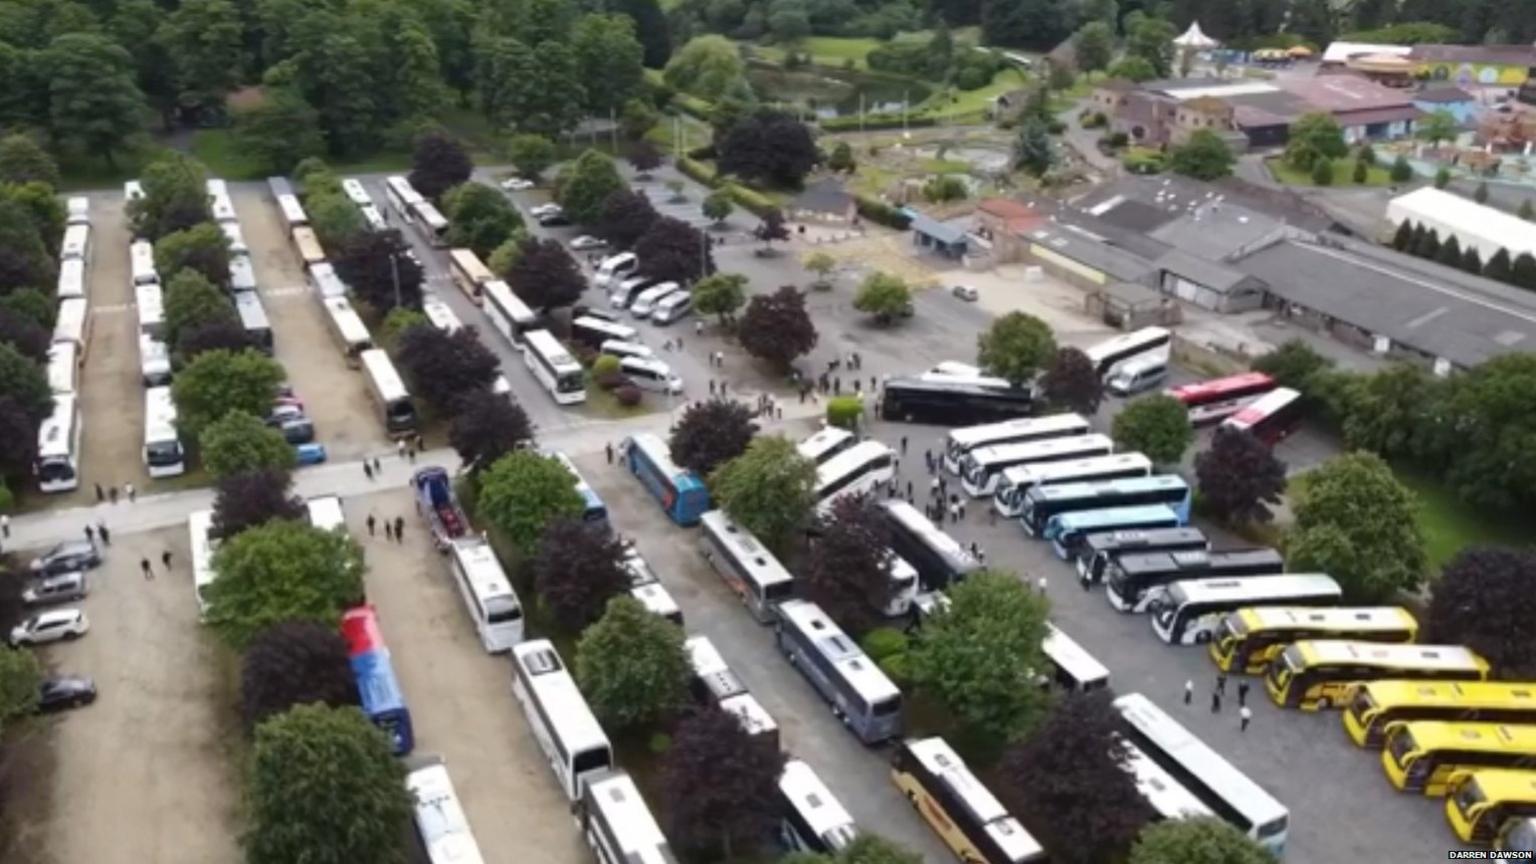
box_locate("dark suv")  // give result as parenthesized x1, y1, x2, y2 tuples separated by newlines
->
(28, 540, 102, 576)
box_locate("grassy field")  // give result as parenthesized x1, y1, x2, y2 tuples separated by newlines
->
(57, 142, 173, 190)
(922, 66, 1029, 119)
(1265, 155, 1394, 187)
(1393, 467, 1530, 573)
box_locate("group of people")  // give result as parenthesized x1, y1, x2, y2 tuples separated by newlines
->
(365, 513, 408, 543)
(1185, 673, 1255, 732)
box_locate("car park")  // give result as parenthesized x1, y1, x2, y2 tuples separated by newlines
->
(37, 676, 97, 712)
(29, 540, 102, 576)
(22, 571, 88, 606)
(10, 608, 89, 646)
(570, 235, 608, 251)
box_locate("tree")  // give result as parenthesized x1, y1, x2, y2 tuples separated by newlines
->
(1474, 181, 1490, 204)
(0, 397, 38, 480)
(1107, 56, 1157, 82)
(1040, 347, 1102, 415)
(1287, 452, 1425, 604)
(711, 435, 817, 555)
(162, 0, 244, 114)
(692, 272, 748, 324)
(805, 493, 895, 633)
(5, 181, 65, 254)
(408, 132, 473, 201)
(507, 237, 586, 311)
(1390, 155, 1412, 183)
(636, 216, 715, 284)
(1169, 130, 1235, 180)
(1129, 817, 1274, 864)
(1434, 166, 1451, 189)
(827, 141, 856, 173)
(306, 191, 366, 250)
(620, 98, 659, 141)
(163, 268, 237, 350)
(754, 209, 791, 251)
(575, 595, 690, 730)
(1351, 158, 1368, 184)
(977, 311, 1056, 385)
(1285, 113, 1347, 170)
(155, 223, 232, 288)
(172, 349, 285, 438)
(179, 318, 257, 359)
(0, 342, 54, 425)
(1195, 427, 1286, 525)
(1390, 220, 1414, 251)
(1515, 253, 1536, 292)
(1484, 246, 1515, 283)
(0, 647, 41, 734)
(1442, 353, 1536, 509)
(909, 571, 1052, 741)
(662, 705, 785, 857)
(803, 252, 836, 288)
(597, 190, 660, 248)
(41, 33, 147, 167)
(0, 308, 50, 363)
(534, 518, 632, 631)
(1310, 157, 1333, 185)
(718, 110, 818, 187)
(244, 704, 410, 864)
(333, 230, 424, 312)
(508, 134, 557, 181)
(571, 13, 645, 113)
(627, 140, 663, 178)
(212, 469, 307, 541)
(702, 190, 734, 225)
(443, 181, 523, 258)
(233, 88, 325, 176)
(557, 149, 626, 225)
(394, 324, 499, 414)
(206, 520, 365, 649)
(449, 389, 535, 473)
(663, 35, 747, 100)
(200, 410, 297, 481)
(670, 398, 757, 477)
(1252, 338, 1333, 392)
(1013, 117, 1056, 177)
(737, 285, 817, 371)
(1417, 109, 1459, 146)
(0, 199, 55, 293)
(922, 175, 968, 203)
(983, 0, 1075, 49)
(1125, 16, 1176, 77)
(0, 134, 59, 187)
(1112, 394, 1193, 466)
(1074, 21, 1114, 73)
(240, 620, 357, 732)
(999, 691, 1153, 863)
(131, 153, 210, 240)
(1435, 234, 1464, 268)
(853, 272, 913, 325)
(0, 288, 54, 331)
(1460, 245, 1484, 275)
(475, 450, 585, 554)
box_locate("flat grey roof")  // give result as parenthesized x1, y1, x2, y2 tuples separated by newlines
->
(1236, 239, 1536, 367)
(909, 211, 969, 245)
(1027, 225, 1158, 283)
(1153, 248, 1256, 293)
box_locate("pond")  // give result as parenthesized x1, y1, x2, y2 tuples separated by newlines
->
(745, 63, 933, 118)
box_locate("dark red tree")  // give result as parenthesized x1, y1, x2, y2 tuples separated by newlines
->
(448, 389, 536, 473)
(394, 324, 500, 414)
(1040, 346, 1102, 415)
(533, 518, 632, 631)
(669, 398, 758, 477)
(408, 132, 474, 201)
(635, 216, 714, 285)
(0, 308, 50, 362)
(212, 469, 307, 540)
(240, 620, 359, 733)
(662, 705, 785, 857)
(332, 229, 424, 312)
(753, 208, 790, 251)
(1426, 546, 1536, 676)
(627, 140, 663, 176)
(737, 285, 816, 370)
(508, 237, 586, 311)
(1194, 426, 1287, 525)
(717, 110, 819, 187)
(597, 189, 660, 249)
(178, 317, 257, 360)
(0, 396, 39, 479)
(806, 493, 896, 633)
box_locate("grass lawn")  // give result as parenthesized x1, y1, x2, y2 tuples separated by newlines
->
(57, 142, 174, 191)
(1265, 155, 1394, 187)
(924, 66, 1029, 119)
(1393, 467, 1531, 573)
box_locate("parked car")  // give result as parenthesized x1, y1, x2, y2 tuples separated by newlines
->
(537, 212, 571, 227)
(9, 609, 89, 646)
(22, 571, 88, 606)
(529, 203, 563, 218)
(569, 235, 608, 251)
(500, 177, 535, 191)
(37, 676, 96, 712)
(28, 540, 102, 576)
(273, 395, 305, 411)
(265, 403, 304, 427)
(294, 442, 328, 465)
(951, 284, 979, 301)
(279, 417, 315, 445)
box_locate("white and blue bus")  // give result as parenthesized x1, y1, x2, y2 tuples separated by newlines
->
(993, 452, 1153, 518)
(959, 434, 1115, 498)
(511, 640, 614, 800)
(775, 598, 903, 744)
(699, 509, 795, 623)
(142, 385, 185, 478)
(36, 394, 81, 493)
(1020, 475, 1191, 536)
(406, 758, 487, 864)
(778, 759, 859, 855)
(943, 413, 1091, 475)
(550, 450, 609, 531)
(1044, 504, 1185, 560)
(623, 433, 711, 526)
(341, 605, 414, 755)
(522, 329, 585, 405)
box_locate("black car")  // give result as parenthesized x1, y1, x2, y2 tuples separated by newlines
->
(37, 676, 96, 712)
(28, 540, 102, 576)
(537, 213, 571, 227)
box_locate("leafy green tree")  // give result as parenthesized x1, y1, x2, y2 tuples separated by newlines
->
(508, 133, 556, 180)
(1390, 155, 1412, 183)
(853, 272, 913, 325)
(1112, 394, 1193, 467)
(1287, 452, 1425, 603)
(163, 268, 237, 349)
(0, 198, 55, 293)
(240, 621, 357, 733)
(132, 153, 210, 240)
(1013, 117, 1056, 177)
(1442, 353, 1536, 509)
(155, 223, 232, 288)
(803, 252, 836, 287)
(1521, 199, 1535, 221)
(0, 308, 48, 363)
(663, 704, 786, 857)
(1484, 247, 1514, 283)
(162, 0, 244, 114)
(1108, 56, 1158, 82)
(41, 32, 147, 167)
(475, 450, 585, 555)
(737, 285, 817, 372)
(528, 41, 589, 134)
(305, 191, 365, 250)
(837, 835, 925, 864)
(1169, 130, 1235, 180)
(244, 704, 410, 864)
(1129, 817, 1274, 864)
(571, 13, 645, 113)
(206, 520, 366, 649)
(172, 349, 285, 438)
(909, 571, 1052, 742)
(1285, 113, 1347, 170)
(982, 0, 1076, 50)
(1, 288, 55, 330)
(1417, 109, 1459, 146)
(827, 141, 856, 172)
(617, 0, 671, 67)
(475, 36, 537, 131)
(711, 435, 817, 556)
(1352, 159, 1368, 184)
(692, 272, 747, 324)
(409, 132, 473, 201)
(977, 311, 1056, 385)
(702, 190, 734, 225)
(3, 181, 65, 258)
(0, 647, 41, 734)
(1125, 15, 1175, 77)
(575, 595, 690, 730)
(534, 519, 631, 631)
(1434, 166, 1451, 189)
(670, 397, 758, 477)
(388, 20, 451, 119)
(663, 35, 747, 100)
(199, 410, 297, 480)
(0, 341, 53, 425)
(1515, 253, 1536, 291)
(620, 98, 659, 141)
(0, 134, 59, 187)
(922, 175, 968, 203)
(282, 26, 384, 157)
(1073, 20, 1113, 72)
(1474, 181, 1490, 204)
(557, 149, 626, 225)
(1252, 338, 1334, 392)
(233, 89, 325, 175)
(443, 182, 523, 258)
(1310, 157, 1333, 185)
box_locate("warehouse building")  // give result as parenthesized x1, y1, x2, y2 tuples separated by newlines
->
(1385, 187, 1536, 262)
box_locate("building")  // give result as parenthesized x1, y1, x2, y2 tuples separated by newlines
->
(788, 177, 856, 224)
(1410, 44, 1535, 87)
(1321, 42, 1412, 68)
(1271, 74, 1420, 142)
(1385, 187, 1536, 261)
(1412, 87, 1479, 125)
(972, 198, 1046, 262)
(907, 211, 969, 259)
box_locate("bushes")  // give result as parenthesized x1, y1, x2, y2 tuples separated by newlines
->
(676, 156, 716, 187)
(820, 112, 940, 132)
(1122, 147, 1168, 175)
(673, 93, 713, 121)
(614, 384, 642, 406)
(853, 193, 912, 229)
(827, 396, 863, 428)
(724, 183, 776, 217)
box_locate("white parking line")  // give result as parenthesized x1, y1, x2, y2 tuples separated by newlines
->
(92, 303, 130, 314)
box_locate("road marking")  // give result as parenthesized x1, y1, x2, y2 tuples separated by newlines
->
(91, 303, 130, 314)
(264, 286, 309, 298)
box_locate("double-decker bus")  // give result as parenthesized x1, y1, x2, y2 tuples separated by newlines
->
(1266, 640, 1489, 711)
(1383, 721, 1536, 795)
(1085, 326, 1171, 379)
(522, 329, 586, 405)
(575, 769, 677, 864)
(1106, 547, 1287, 613)
(1346, 681, 1536, 749)
(1445, 767, 1536, 844)
(797, 426, 856, 466)
(448, 248, 495, 304)
(775, 599, 903, 744)
(549, 450, 609, 530)
(624, 433, 711, 526)
(1221, 387, 1302, 446)
(778, 759, 859, 854)
(1114, 692, 1290, 855)
(1166, 372, 1276, 426)
(699, 509, 794, 622)
(880, 376, 1034, 426)
(360, 348, 417, 435)
(1042, 623, 1110, 692)
(891, 737, 1046, 864)
(142, 386, 184, 478)
(814, 441, 896, 512)
(36, 395, 82, 493)
(1211, 606, 1417, 675)
(483, 279, 537, 345)
(340, 605, 414, 755)
(510, 640, 614, 800)
(960, 434, 1114, 498)
(405, 758, 487, 864)
(1045, 504, 1185, 561)
(879, 500, 979, 590)
(1021, 474, 1191, 537)
(1075, 526, 1209, 586)
(189, 508, 216, 619)
(993, 452, 1152, 518)
(1149, 574, 1341, 646)
(942, 413, 1091, 475)
(446, 539, 523, 653)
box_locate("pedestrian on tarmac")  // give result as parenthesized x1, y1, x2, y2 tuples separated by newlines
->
(1238, 680, 1250, 708)
(385, 522, 394, 541)
(162, 550, 173, 570)
(95, 483, 104, 502)
(1240, 705, 1252, 732)
(364, 462, 374, 481)
(126, 483, 136, 503)
(140, 557, 153, 580)
(2, 513, 10, 538)
(98, 523, 111, 546)
(906, 481, 913, 499)
(397, 440, 406, 459)
(606, 442, 614, 464)
(109, 486, 119, 504)
(948, 502, 959, 523)
(1037, 576, 1048, 595)
(372, 457, 382, 475)
(1184, 680, 1194, 705)
(366, 514, 377, 536)
(1212, 690, 1222, 713)
(394, 516, 405, 541)
(900, 436, 908, 455)
(1216, 672, 1227, 697)
(695, 319, 703, 336)
(84, 524, 95, 543)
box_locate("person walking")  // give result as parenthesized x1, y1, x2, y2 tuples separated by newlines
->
(364, 461, 374, 481)
(900, 436, 908, 455)
(384, 522, 394, 541)
(694, 319, 703, 336)
(1239, 705, 1252, 732)
(1, 513, 9, 538)
(366, 514, 377, 537)
(108, 485, 119, 504)
(84, 524, 95, 543)
(95, 482, 104, 503)
(930, 476, 940, 497)
(126, 483, 136, 503)
(161, 550, 173, 570)
(1037, 576, 1048, 595)
(906, 481, 913, 499)
(923, 449, 933, 472)
(372, 457, 382, 475)
(1211, 690, 1222, 713)
(948, 501, 959, 524)
(397, 439, 407, 459)
(394, 516, 405, 542)
(957, 499, 966, 520)
(605, 442, 614, 464)
(1237, 680, 1250, 708)
(407, 445, 417, 464)
(98, 523, 111, 546)
(1184, 679, 1194, 705)
(140, 557, 153, 580)
(1216, 672, 1227, 697)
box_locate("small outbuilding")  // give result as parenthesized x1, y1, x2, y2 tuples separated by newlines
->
(788, 177, 856, 224)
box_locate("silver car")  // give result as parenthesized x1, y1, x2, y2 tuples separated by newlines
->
(9, 609, 89, 647)
(22, 571, 87, 606)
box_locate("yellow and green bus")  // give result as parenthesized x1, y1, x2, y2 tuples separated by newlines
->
(1209, 606, 1417, 675)
(1445, 767, 1536, 844)
(1344, 680, 1536, 748)
(1264, 640, 1488, 711)
(1382, 721, 1536, 795)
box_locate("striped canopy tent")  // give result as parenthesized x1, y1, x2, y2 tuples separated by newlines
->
(1173, 21, 1219, 50)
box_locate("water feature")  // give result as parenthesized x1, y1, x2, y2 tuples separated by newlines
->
(745, 63, 933, 118)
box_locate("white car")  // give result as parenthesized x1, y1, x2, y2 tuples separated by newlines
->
(10, 608, 89, 646)
(500, 177, 535, 191)
(529, 202, 563, 218)
(569, 235, 608, 251)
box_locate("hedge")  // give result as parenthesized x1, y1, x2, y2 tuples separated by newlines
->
(820, 112, 941, 132)
(724, 182, 777, 217)
(673, 93, 713, 121)
(827, 396, 863, 428)
(853, 193, 912, 230)
(675, 156, 717, 186)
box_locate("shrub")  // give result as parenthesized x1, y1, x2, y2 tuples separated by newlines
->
(878, 652, 913, 686)
(724, 183, 776, 217)
(853, 193, 911, 229)
(614, 384, 642, 406)
(676, 156, 717, 187)
(597, 370, 625, 389)
(861, 627, 909, 661)
(1122, 148, 1167, 175)
(1105, 131, 1129, 148)
(821, 113, 939, 132)
(827, 396, 863, 429)
(593, 354, 621, 377)
(1047, 120, 1067, 134)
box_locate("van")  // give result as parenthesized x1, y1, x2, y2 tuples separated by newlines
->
(609, 275, 655, 309)
(1105, 356, 1169, 396)
(651, 291, 693, 325)
(629, 282, 681, 319)
(599, 339, 654, 360)
(595, 252, 638, 288)
(139, 335, 172, 386)
(22, 571, 87, 606)
(620, 356, 683, 394)
(66, 197, 89, 226)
